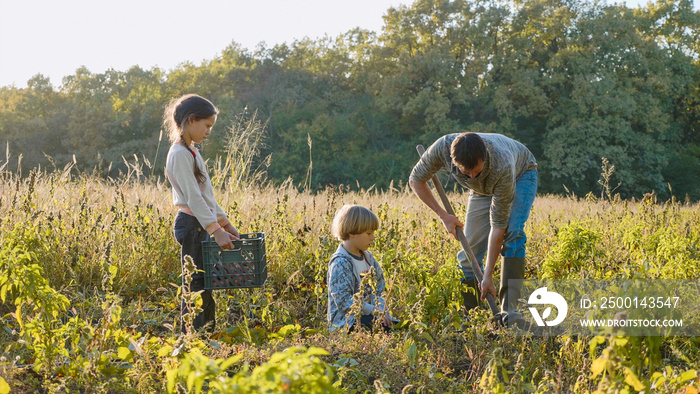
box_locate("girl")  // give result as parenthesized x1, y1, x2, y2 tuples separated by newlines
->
(164, 94, 240, 332)
(327, 204, 396, 332)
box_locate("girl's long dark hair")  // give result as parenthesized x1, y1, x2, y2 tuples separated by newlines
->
(164, 94, 219, 186)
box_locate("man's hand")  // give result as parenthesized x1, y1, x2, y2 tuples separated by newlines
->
(439, 213, 465, 240)
(479, 274, 498, 302)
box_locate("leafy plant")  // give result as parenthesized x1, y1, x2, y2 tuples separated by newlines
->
(167, 346, 336, 393)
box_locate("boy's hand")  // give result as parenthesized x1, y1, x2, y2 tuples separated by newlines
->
(382, 314, 393, 328)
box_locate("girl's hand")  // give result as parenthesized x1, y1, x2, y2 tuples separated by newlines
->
(223, 223, 240, 240)
(213, 229, 234, 250)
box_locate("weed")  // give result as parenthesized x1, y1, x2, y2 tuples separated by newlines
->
(0, 167, 698, 391)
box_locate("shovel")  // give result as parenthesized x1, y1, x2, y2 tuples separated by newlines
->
(416, 145, 500, 316)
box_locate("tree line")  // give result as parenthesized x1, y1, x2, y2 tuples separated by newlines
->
(1, 0, 698, 199)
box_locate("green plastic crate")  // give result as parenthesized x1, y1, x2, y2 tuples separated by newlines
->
(202, 232, 266, 289)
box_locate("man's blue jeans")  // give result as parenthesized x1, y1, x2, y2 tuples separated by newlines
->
(458, 170, 538, 281)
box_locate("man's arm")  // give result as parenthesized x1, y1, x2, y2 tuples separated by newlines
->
(480, 171, 514, 301)
(409, 180, 464, 240)
(480, 226, 505, 301)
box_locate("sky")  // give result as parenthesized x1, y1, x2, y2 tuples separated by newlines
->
(0, 0, 695, 89)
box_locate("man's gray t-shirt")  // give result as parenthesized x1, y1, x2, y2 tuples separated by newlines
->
(410, 133, 537, 228)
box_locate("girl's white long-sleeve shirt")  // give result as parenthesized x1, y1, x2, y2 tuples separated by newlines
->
(165, 144, 228, 232)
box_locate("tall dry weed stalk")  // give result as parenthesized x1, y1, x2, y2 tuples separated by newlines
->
(212, 108, 271, 191)
(598, 157, 620, 202)
(305, 133, 313, 191)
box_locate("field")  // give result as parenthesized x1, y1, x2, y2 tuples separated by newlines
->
(1, 165, 699, 393)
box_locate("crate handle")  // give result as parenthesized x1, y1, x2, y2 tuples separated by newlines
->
(217, 247, 241, 260)
(244, 236, 262, 241)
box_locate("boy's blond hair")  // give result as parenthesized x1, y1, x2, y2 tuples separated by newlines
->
(331, 205, 380, 241)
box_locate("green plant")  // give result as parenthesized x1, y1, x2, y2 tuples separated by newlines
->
(0, 224, 70, 377)
(540, 222, 603, 279)
(1, 166, 699, 392)
(167, 346, 336, 393)
(479, 347, 511, 393)
(589, 335, 666, 393)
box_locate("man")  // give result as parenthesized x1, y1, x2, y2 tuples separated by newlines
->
(409, 132, 538, 324)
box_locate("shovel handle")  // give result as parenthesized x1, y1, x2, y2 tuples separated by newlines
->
(416, 145, 500, 316)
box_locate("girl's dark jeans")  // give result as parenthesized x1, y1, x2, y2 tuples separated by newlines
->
(173, 212, 215, 332)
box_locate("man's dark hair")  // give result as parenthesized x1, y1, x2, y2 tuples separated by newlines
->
(451, 132, 486, 170)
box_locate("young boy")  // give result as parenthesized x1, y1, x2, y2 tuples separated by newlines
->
(327, 204, 395, 332)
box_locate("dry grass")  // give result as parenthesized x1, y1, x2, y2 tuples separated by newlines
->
(1, 169, 699, 392)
